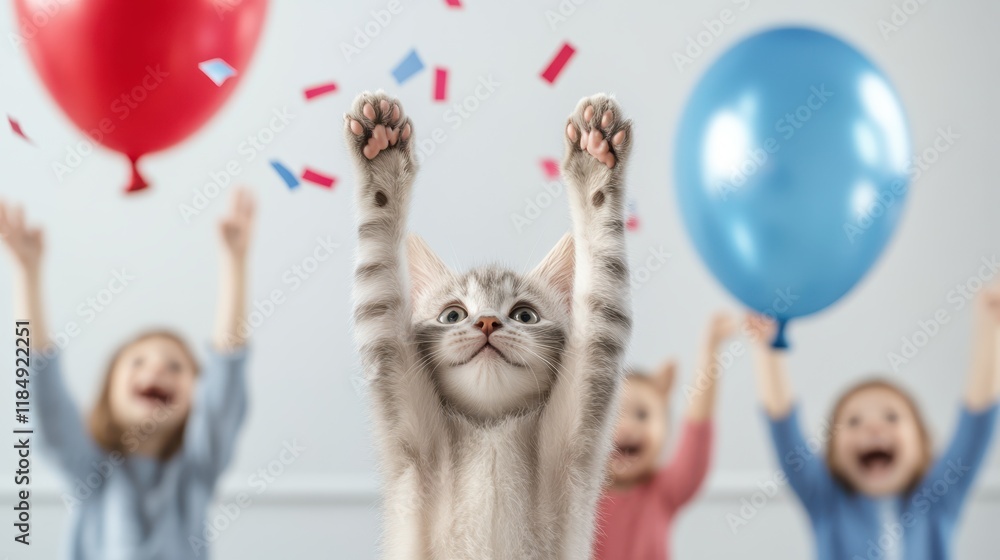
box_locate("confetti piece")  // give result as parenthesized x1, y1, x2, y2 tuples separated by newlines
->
(270, 160, 300, 189)
(625, 198, 640, 231)
(392, 49, 425, 85)
(540, 43, 576, 85)
(626, 215, 640, 232)
(433, 67, 448, 101)
(7, 116, 30, 143)
(540, 158, 560, 179)
(198, 58, 237, 86)
(302, 168, 337, 189)
(444, 0, 462, 7)
(304, 82, 338, 100)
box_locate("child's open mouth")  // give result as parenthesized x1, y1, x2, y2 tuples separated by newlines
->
(615, 442, 643, 459)
(136, 386, 173, 407)
(857, 447, 896, 475)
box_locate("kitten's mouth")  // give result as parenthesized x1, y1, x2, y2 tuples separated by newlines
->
(856, 446, 896, 475)
(475, 343, 499, 356)
(464, 340, 522, 367)
(474, 341, 509, 360)
(135, 386, 173, 407)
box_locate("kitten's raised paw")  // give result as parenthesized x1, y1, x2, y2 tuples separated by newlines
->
(564, 94, 631, 169)
(345, 91, 412, 161)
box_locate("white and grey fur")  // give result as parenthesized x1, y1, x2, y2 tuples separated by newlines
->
(347, 91, 633, 560)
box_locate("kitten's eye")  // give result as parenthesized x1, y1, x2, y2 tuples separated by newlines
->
(886, 411, 898, 423)
(509, 306, 540, 324)
(637, 408, 648, 421)
(847, 415, 861, 428)
(437, 306, 468, 324)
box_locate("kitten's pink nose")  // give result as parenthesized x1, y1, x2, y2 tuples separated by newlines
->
(475, 316, 501, 336)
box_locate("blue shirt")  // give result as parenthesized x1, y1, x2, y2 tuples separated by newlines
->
(767, 404, 997, 560)
(32, 348, 249, 560)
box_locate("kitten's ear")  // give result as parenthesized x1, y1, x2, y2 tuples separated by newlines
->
(529, 233, 574, 303)
(407, 234, 451, 300)
(653, 360, 677, 397)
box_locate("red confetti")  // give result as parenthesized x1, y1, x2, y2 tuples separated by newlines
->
(302, 168, 337, 189)
(626, 215, 640, 232)
(433, 67, 448, 102)
(540, 43, 576, 85)
(7, 116, 31, 143)
(304, 82, 338, 100)
(540, 158, 560, 179)
(444, 0, 461, 7)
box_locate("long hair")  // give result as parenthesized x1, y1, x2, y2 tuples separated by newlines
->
(88, 330, 199, 460)
(825, 378, 933, 494)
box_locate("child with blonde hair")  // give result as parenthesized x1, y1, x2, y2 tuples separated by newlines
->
(746, 293, 999, 560)
(594, 312, 737, 560)
(0, 189, 256, 559)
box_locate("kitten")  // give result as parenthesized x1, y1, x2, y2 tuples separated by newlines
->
(346, 91, 633, 559)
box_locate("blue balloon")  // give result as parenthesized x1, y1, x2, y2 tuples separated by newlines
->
(675, 27, 911, 348)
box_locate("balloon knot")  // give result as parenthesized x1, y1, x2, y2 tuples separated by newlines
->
(126, 155, 149, 194)
(771, 318, 790, 350)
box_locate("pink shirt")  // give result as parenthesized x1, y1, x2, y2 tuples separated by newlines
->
(593, 419, 713, 560)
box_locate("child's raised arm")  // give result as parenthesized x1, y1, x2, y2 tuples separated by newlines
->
(745, 313, 834, 512)
(185, 188, 255, 479)
(965, 284, 1000, 411)
(1, 202, 104, 477)
(212, 188, 254, 351)
(686, 311, 737, 421)
(0, 202, 49, 350)
(746, 314, 794, 419)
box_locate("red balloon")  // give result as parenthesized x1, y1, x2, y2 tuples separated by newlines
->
(15, 0, 268, 193)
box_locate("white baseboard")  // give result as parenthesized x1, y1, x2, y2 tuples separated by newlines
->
(7, 471, 1000, 506)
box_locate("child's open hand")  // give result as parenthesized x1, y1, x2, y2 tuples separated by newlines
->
(0, 202, 44, 272)
(218, 188, 255, 260)
(744, 313, 778, 348)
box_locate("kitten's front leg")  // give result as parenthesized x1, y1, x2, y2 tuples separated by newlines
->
(540, 94, 633, 556)
(556, 93, 633, 453)
(346, 91, 420, 450)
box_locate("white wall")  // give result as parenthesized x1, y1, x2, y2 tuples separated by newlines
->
(1, 0, 998, 558)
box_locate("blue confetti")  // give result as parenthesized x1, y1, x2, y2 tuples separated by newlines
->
(392, 49, 425, 85)
(270, 160, 300, 189)
(198, 58, 237, 86)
